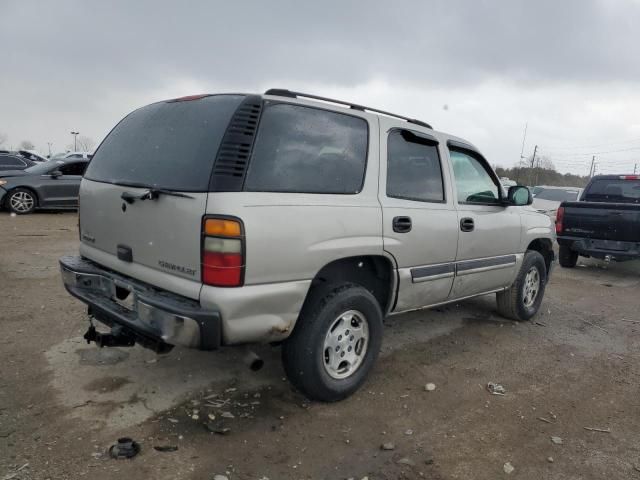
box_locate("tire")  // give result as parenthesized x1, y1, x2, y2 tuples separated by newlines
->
(282, 282, 384, 402)
(496, 250, 547, 321)
(7, 188, 37, 214)
(558, 245, 578, 268)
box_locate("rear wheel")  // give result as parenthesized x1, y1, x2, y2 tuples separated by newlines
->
(496, 250, 547, 321)
(558, 245, 578, 268)
(7, 188, 37, 214)
(282, 283, 383, 402)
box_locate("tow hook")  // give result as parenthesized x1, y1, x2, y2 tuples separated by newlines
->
(84, 324, 136, 348)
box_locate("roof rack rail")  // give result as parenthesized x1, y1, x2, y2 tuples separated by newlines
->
(264, 89, 432, 129)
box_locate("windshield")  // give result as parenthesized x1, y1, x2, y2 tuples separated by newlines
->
(535, 189, 580, 202)
(84, 95, 244, 191)
(25, 160, 64, 174)
(583, 178, 640, 203)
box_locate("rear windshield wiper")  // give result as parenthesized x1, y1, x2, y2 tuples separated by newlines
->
(116, 183, 195, 204)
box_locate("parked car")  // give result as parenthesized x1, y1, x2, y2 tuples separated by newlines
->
(51, 151, 93, 160)
(533, 186, 583, 220)
(0, 152, 36, 171)
(556, 174, 640, 266)
(17, 150, 48, 163)
(59, 89, 555, 402)
(0, 158, 90, 214)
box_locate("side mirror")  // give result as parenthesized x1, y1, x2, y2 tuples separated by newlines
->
(50, 170, 62, 178)
(506, 185, 532, 206)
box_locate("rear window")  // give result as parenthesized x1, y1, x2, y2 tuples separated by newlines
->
(85, 95, 245, 191)
(244, 103, 368, 194)
(583, 178, 640, 203)
(535, 189, 580, 202)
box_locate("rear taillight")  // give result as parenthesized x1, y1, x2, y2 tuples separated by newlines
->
(201, 217, 244, 287)
(620, 175, 639, 180)
(555, 206, 564, 234)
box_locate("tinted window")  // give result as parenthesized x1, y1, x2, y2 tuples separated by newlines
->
(244, 103, 368, 194)
(0, 155, 25, 167)
(60, 161, 88, 176)
(535, 189, 579, 202)
(386, 130, 444, 202)
(583, 178, 640, 203)
(450, 150, 500, 204)
(85, 95, 245, 191)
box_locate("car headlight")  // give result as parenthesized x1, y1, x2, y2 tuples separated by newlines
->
(0, 180, 7, 186)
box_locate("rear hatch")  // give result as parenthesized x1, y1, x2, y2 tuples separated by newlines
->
(561, 177, 640, 243)
(79, 94, 245, 299)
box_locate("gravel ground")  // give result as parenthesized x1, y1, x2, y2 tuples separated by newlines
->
(1, 212, 639, 480)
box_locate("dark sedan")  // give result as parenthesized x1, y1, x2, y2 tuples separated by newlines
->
(0, 159, 89, 214)
(0, 152, 36, 171)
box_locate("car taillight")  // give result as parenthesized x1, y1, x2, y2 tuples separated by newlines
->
(555, 206, 564, 234)
(620, 175, 639, 180)
(201, 217, 244, 287)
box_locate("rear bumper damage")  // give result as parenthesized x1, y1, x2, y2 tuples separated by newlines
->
(59, 255, 221, 352)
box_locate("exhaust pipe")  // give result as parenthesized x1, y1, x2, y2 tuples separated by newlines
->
(242, 349, 264, 371)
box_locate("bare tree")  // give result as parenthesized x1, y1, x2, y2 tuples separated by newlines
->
(75, 136, 96, 152)
(0, 132, 7, 147)
(19, 140, 35, 150)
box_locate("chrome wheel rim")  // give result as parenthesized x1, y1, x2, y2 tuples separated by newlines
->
(10, 191, 34, 213)
(523, 267, 541, 307)
(322, 309, 369, 379)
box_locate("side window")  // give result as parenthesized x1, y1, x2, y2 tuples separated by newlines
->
(60, 162, 88, 176)
(244, 103, 368, 194)
(449, 150, 500, 204)
(386, 130, 444, 202)
(0, 155, 24, 167)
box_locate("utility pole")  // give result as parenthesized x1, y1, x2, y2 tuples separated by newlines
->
(589, 155, 596, 177)
(47, 142, 52, 157)
(70, 131, 79, 151)
(519, 122, 528, 164)
(530, 145, 538, 168)
(634, 163, 638, 175)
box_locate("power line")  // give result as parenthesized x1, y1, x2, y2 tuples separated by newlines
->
(538, 145, 640, 158)
(542, 137, 640, 151)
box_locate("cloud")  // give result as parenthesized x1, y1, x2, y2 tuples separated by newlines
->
(1, 0, 639, 174)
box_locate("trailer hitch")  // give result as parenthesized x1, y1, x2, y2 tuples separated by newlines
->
(84, 324, 136, 348)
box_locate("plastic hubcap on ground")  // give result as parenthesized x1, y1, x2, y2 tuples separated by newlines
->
(323, 310, 369, 379)
(523, 267, 540, 307)
(10, 192, 34, 213)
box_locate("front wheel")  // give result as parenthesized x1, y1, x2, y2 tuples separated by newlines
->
(282, 283, 383, 402)
(496, 250, 547, 321)
(7, 188, 37, 214)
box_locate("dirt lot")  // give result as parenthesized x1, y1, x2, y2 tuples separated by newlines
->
(1, 212, 639, 480)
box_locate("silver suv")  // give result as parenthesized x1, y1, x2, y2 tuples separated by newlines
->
(60, 89, 555, 401)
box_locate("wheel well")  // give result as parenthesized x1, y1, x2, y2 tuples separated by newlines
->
(307, 256, 395, 313)
(527, 238, 554, 274)
(6, 186, 39, 207)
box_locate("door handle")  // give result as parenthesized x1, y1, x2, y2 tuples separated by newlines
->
(460, 217, 475, 232)
(393, 216, 412, 233)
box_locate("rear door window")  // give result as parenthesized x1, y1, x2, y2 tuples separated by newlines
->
(84, 95, 245, 191)
(386, 130, 444, 202)
(0, 155, 25, 167)
(244, 103, 368, 194)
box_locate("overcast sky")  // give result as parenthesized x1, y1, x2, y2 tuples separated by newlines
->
(2, 0, 640, 175)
